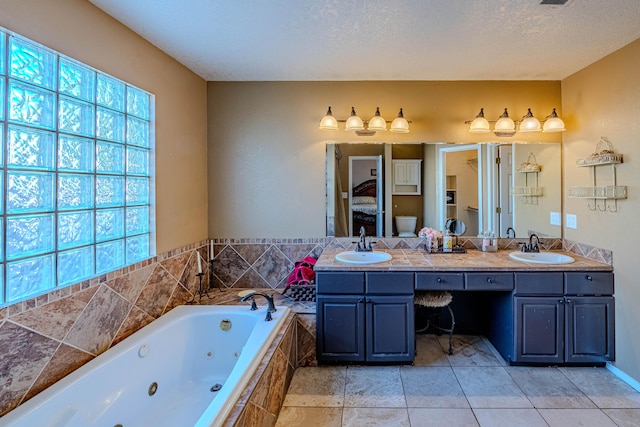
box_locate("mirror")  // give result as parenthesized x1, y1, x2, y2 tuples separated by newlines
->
(326, 142, 562, 238)
(446, 218, 466, 236)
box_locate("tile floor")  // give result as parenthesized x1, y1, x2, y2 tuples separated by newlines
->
(275, 335, 640, 427)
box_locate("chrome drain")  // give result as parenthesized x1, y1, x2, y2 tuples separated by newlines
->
(210, 383, 222, 392)
(148, 382, 158, 396)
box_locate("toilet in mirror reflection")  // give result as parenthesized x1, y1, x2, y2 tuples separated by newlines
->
(395, 216, 417, 237)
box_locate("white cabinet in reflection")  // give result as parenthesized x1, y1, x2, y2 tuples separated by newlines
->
(392, 159, 422, 195)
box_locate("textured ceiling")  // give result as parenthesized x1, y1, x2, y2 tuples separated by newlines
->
(89, 0, 640, 81)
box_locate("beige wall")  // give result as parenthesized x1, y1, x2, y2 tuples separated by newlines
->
(562, 38, 640, 382)
(207, 81, 561, 238)
(0, 0, 209, 253)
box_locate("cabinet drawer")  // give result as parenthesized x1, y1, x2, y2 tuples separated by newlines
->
(565, 272, 613, 296)
(514, 272, 564, 295)
(316, 272, 365, 294)
(465, 272, 514, 291)
(366, 272, 414, 295)
(416, 273, 464, 290)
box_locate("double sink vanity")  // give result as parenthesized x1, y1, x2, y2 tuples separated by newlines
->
(314, 247, 614, 367)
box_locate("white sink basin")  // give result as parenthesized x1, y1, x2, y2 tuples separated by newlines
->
(509, 251, 575, 265)
(335, 251, 392, 264)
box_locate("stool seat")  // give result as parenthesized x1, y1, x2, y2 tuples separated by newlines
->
(414, 291, 455, 355)
(414, 291, 452, 308)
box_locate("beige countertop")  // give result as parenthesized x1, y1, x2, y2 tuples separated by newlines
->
(315, 248, 612, 272)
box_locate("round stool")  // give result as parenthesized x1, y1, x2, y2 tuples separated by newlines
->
(414, 291, 455, 355)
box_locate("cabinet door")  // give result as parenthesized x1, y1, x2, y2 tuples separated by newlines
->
(565, 296, 615, 363)
(316, 295, 365, 362)
(514, 297, 564, 364)
(366, 295, 414, 363)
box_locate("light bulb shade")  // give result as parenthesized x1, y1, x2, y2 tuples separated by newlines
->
(318, 106, 338, 130)
(469, 108, 490, 133)
(494, 108, 515, 131)
(345, 107, 364, 131)
(390, 108, 410, 133)
(542, 108, 566, 132)
(519, 108, 541, 132)
(368, 107, 387, 131)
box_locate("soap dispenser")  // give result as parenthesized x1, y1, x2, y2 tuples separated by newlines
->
(443, 230, 453, 253)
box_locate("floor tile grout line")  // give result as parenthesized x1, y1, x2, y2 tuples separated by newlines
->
(556, 366, 605, 410)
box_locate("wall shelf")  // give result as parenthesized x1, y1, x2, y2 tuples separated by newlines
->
(568, 138, 627, 212)
(511, 168, 542, 204)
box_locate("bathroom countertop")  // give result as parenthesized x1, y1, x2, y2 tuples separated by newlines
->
(315, 248, 613, 272)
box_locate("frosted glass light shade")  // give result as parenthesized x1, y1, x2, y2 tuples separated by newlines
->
(469, 108, 490, 133)
(318, 106, 338, 130)
(542, 108, 566, 132)
(368, 107, 387, 131)
(494, 108, 515, 131)
(345, 107, 364, 131)
(390, 108, 410, 133)
(519, 108, 541, 132)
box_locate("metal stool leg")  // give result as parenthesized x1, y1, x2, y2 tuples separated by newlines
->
(446, 304, 455, 355)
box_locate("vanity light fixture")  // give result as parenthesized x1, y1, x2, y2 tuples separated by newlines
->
(345, 107, 365, 131)
(468, 108, 491, 133)
(494, 108, 516, 137)
(368, 107, 387, 132)
(390, 108, 410, 133)
(519, 108, 541, 132)
(466, 107, 565, 137)
(319, 106, 411, 135)
(542, 108, 566, 132)
(318, 106, 339, 131)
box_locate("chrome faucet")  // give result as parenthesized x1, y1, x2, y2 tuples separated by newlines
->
(240, 292, 277, 321)
(521, 233, 540, 253)
(506, 227, 516, 238)
(355, 226, 374, 252)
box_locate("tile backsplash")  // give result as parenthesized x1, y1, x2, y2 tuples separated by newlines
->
(0, 236, 611, 416)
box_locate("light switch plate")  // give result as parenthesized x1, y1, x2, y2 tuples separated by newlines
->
(342, 192, 348, 199)
(550, 211, 561, 226)
(566, 213, 577, 229)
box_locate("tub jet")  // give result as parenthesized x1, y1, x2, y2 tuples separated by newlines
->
(211, 384, 222, 392)
(148, 382, 158, 396)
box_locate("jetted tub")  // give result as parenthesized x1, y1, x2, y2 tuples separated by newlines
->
(0, 304, 290, 427)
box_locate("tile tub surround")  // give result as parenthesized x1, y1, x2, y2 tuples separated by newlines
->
(276, 335, 640, 427)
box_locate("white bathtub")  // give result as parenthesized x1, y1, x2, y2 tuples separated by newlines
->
(0, 304, 290, 427)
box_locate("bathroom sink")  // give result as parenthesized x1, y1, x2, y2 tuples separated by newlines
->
(335, 251, 392, 264)
(509, 251, 575, 265)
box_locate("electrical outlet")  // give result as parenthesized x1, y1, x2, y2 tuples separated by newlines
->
(566, 213, 577, 229)
(342, 192, 348, 199)
(550, 211, 561, 226)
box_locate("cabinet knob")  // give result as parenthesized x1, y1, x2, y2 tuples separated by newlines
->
(586, 275, 593, 281)
(487, 277, 494, 284)
(358, 298, 364, 303)
(566, 298, 572, 303)
(436, 277, 442, 283)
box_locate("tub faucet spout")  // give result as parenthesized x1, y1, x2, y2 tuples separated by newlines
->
(240, 292, 277, 321)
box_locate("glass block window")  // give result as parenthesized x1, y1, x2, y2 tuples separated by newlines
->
(0, 28, 155, 306)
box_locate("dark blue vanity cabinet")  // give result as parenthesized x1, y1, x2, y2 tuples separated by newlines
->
(502, 272, 615, 365)
(316, 271, 415, 363)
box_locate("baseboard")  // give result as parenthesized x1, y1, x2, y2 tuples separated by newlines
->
(606, 362, 640, 392)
